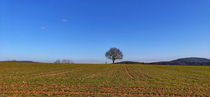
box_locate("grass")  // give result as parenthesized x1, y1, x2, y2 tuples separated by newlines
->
(0, 62, 209, 96)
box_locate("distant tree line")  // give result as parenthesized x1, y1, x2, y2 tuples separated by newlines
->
(55, 59, 73, 63)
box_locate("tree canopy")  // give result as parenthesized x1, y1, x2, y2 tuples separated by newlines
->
(105, 48, 123, 64)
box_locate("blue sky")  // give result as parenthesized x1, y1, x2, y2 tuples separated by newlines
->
(0, 0, 210, 63)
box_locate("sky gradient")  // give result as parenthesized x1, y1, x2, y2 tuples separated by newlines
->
(0, 0, 210, 63)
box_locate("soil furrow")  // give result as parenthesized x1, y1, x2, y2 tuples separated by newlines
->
(0, 90, 201, 97)
(0, 84, 207, 92)
(123, 64, 135, 80)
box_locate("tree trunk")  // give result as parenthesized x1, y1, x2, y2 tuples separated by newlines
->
(112, 60, 115, 64)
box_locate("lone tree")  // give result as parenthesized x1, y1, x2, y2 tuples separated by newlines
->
(105, 48, 123, 64)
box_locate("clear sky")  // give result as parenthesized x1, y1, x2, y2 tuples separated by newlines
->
(0, 0, 210, 63)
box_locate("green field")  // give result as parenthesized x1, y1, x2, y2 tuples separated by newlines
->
(0, 62, 209, 96)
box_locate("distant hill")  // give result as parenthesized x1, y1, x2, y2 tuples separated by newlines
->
(150, 57, 210, 66)
(171, 57, 210, 63)
(116, 57, 210, 66)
